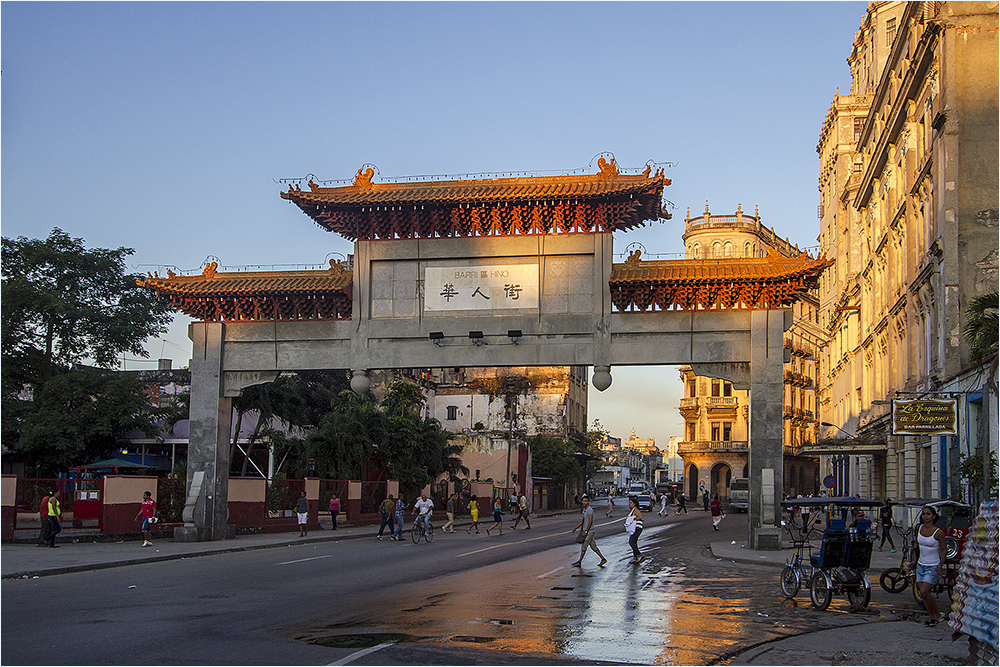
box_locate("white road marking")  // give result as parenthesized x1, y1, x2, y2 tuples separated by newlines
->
(326, 640, 396, 666)
(276, 554, 337, 565)
(537, 566, 564, 579)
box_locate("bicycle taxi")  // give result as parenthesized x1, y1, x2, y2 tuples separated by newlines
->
(779, 496, 881, 610)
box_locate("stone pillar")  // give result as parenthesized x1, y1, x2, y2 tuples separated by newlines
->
(176, 322, 233, 542)
(748, 309, 788, 550)
(347, 480, 362, 522)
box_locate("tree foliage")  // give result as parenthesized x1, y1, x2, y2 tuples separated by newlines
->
(16, 367, 164, 475)
(1, 229, 175, 474)
(2, 229, 173, 389)
(963, 290, 999, 367)
(288, 380, 467, 499)
(528, 435, 582, 485)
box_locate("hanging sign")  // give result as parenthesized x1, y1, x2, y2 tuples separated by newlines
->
(424, 263, 539, 311)
(891, 398, 958, 436)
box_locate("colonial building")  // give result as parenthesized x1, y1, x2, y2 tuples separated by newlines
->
(677, 204, 826, 501)
(433, 365, 588, 497)
(816, 1, 998, 502)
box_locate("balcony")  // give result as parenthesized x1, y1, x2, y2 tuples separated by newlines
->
(677, 440, 749, 454)
(678, 397, 700, 419)
(705, 396, 738, 416)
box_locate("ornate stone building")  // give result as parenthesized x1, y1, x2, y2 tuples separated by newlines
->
(677, 204, 825, 501)
(816, 1, 998, 501)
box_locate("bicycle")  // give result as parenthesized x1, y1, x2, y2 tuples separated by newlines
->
(879, 526, 915, 593)
(411, 518, 434, 544)
(780, 515, 819, 598)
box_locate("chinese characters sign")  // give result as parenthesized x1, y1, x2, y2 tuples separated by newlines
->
(425, 264, 539, 311)
(892, 398, 958, 436)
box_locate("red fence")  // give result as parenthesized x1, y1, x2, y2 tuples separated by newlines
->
(2, 476, 401, 540)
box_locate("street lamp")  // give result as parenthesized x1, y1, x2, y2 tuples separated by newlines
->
(820, 421, 852, 438)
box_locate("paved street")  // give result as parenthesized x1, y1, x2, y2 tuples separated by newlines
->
(1, 504, 969, 665)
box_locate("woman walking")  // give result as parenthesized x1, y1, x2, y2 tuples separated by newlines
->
(876, 498, 896, 552)
(625, 496, 645, 564)
(486, 496, 504, 535)
(911, 505, 947, 626)
(466, 495, 481, 534)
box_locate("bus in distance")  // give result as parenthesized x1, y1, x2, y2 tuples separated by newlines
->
(729, 478, 749, 512)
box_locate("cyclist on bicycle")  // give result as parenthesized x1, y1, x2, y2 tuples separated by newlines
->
(413, 493, 434, 536)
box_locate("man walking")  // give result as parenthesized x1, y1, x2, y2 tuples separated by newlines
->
(376, 494, 395, 540)
(44, 490, 62, 548)
(392, 495, 406, 541)
(296, 490, 309, 537)
(512, 492, 531, 530)
(37, 490, 53, 547)
(443, 492, 457, 533)
(658, 493, 668, 517)
(571, 495, 606, 567)
(135, 490, 157, 546)
(676, 492, 688, 514)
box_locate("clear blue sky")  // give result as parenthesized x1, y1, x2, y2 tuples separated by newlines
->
(2, 1, 865, 449)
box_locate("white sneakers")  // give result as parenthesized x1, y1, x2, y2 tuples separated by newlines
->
(141, 541, 152, 547)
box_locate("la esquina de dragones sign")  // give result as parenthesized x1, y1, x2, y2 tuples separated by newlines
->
(892, 398, 958, 436)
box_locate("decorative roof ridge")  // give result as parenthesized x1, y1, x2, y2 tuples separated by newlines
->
(137, 260, 350, 287)
(613, 249, 831, 268)
(283, 160, 666, 197)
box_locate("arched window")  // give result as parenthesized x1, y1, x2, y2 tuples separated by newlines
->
(744, 241, 752, 257)
(724, 241, 734, 258)
(712, 242, 722, 258)
(691, 243, 701, 259)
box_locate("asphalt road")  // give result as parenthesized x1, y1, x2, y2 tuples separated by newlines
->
(1, 503, 933, 665)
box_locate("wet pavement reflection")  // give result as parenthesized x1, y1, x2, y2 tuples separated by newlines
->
(295, 516, 905, 664)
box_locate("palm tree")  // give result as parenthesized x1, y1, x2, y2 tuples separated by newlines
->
(962, 290, 999, 503)
(963, 290, 999, 368)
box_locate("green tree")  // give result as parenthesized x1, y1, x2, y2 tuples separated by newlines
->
(289, 380, 467, 500)
(2, 229, 174, 474)
(16, 367, 164, 475)
(962, 290, 999, 502)
(528, 435, 581, 485)
(2, 229, 172, 390)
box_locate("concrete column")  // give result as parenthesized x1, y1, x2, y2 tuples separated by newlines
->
(748, 309, 788, 550)
(347, 481, 362, 522)
(176, 322, 232, 542)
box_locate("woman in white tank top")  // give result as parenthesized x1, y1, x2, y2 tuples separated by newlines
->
(910, 505, 946, 626)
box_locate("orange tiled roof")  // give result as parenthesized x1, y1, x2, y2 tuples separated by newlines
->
(281, 159, 669, 240)
(610, 249, 831, 311)
(137, 262, 352, 322)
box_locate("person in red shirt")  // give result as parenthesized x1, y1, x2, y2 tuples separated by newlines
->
(135, 491, 157, 547)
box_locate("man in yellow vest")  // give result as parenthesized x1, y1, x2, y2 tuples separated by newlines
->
(45, 490, 62, 548)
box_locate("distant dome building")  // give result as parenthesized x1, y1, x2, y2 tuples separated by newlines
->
(677, 203, 824, 502)
(683, 201, 805, 260)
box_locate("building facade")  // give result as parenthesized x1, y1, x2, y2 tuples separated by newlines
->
(816, 1, 998, 502)
(677, 204, 825, 501)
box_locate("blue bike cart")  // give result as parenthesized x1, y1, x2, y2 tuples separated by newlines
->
(780, 497, 880, 610)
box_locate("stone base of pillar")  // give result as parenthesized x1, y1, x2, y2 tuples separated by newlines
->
(174, 525, 201, 542)
(751, 526, 781, 550)
(173, 524, 236, 541)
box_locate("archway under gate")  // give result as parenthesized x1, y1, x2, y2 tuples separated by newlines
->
(141, 160, 828, 550)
